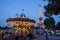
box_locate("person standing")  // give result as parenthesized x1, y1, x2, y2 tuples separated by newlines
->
(15, 35, 19, 40)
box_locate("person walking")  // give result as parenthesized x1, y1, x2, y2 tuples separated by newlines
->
(45, 33, 48, 40)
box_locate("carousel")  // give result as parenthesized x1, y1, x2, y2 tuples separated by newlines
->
(6, 9, 36, 35)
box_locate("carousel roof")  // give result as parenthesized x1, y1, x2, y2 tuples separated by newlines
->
(6, 17, 35, 23)
(6, 13, 36, 23)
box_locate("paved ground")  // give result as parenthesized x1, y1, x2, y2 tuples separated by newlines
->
(32, 33, 60, 40)
(1, 32, 60, 40)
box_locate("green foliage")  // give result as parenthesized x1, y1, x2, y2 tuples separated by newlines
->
(43, 0, 60, 30)
(44, 0, 60, 17)
(56, 22, 60, 30)
(44, 17, 55, 30)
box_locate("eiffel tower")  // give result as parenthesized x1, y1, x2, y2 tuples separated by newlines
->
(37, 5, 45, 29)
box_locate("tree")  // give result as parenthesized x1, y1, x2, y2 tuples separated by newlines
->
(44, 0, 60, 17)
(44, 17, 55, 30)
(56, 22, 60, 30)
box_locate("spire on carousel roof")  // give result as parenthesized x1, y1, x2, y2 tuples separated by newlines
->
(22, 9, 24, 12)
(20, 9, 26, 17)
(16, 14, 18, 16)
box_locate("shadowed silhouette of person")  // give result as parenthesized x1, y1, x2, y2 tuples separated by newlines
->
(45, 33, 48, 40)
(15, 36, 19, 40)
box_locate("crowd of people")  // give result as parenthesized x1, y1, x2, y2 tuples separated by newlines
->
(0, 28, 45, 40)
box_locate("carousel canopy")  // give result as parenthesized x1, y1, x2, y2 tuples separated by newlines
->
(6, 13, 36, 23)
(6, 9, 36, 26)
(6, 17, 36, 23)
